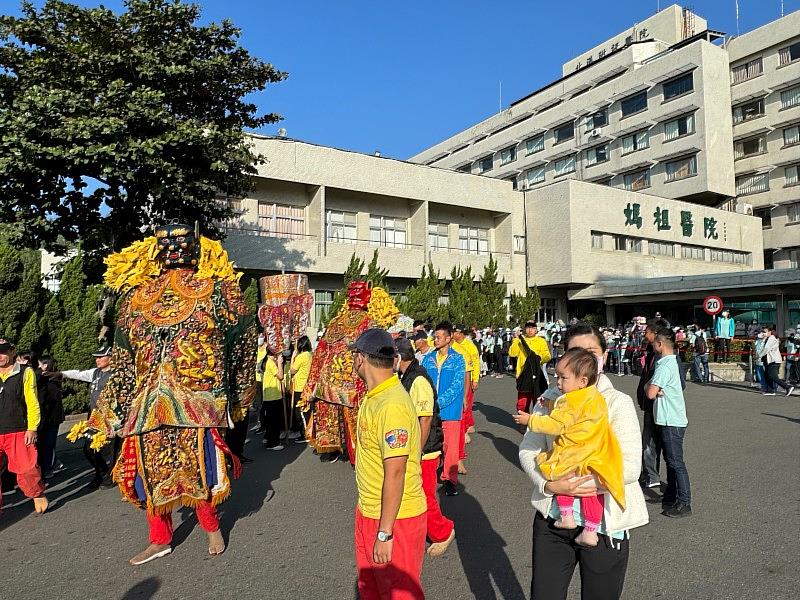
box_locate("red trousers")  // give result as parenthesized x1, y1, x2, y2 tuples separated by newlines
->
(516, 391, 537, 413)
(459, 388, 474, 461)
(0, 431, 45, 509)
(355, 506, 426, 600)
(421, 457, 454, 543)
(147, 501, 219, 545)
(440, 420, 461, 484)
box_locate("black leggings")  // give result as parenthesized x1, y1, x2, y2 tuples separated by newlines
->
(531, 512, 629, 600)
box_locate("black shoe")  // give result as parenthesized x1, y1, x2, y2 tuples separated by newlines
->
(444, 482, 459, 496)
(87, 476, 103, 490)
(663, 503, 692, 518)
(239, 455, 254, 464)
(101, 475, 116, 489)
(319, 453, 330, 463)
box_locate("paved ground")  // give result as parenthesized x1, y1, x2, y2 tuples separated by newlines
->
(1, 375, 798, 600)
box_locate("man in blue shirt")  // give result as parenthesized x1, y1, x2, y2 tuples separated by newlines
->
(646, 328, 691, 518)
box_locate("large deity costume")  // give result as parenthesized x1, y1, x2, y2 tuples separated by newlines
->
(299, 282, 399, 463)
(69, 224, 257, 564)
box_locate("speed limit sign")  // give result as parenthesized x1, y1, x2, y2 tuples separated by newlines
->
(703, 295, 724, 316)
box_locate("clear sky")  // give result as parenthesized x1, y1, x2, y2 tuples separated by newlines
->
(5, 1, 799, 159)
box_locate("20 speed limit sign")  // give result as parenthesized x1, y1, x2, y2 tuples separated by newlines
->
(703, 296, 724, 316)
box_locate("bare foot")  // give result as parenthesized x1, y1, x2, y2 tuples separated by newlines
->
(457, 460, 467, 475)
(208, 529, 225, 556)
(33, 495, 49, 514)
(464, 433, 471, 444)
(554, 514, 576, 529)
(575, 529, 599, 547)
(466, 426, 476, 434)
(427, 528, 456, 557)
(129, 544, 171, 565)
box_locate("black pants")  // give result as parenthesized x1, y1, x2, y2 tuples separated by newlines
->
(261, 400, 283, 447)
(531, 512, 629, 600)
(83, 438, 109, 480)
(225, 414, 249, 458)
(717, 338, 731, 361)
(764, 362, 791, 392)
(288, 391, 306, 433)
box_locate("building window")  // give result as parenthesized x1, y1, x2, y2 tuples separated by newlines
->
(457, 163, 472, 173)
(780, 86, 800, 109)
(783, 124, 800, 147)
(791, 249, 800, 270)
(524, 165, 546, 187)
(663, 72, 693, 101)
(525, 134, 545, 155)
(786, 164, 800, 187)
(779, 41, 800, 66)
(314, 290, 334, 325)
(664, 113, 695, 141)
(591, 232, 604, 249)
(554, 155, 576, 176)
(736, 173, 769, 195)
(458, 226, 489, 256)
(513, 235, 526, 254)
(585, 109, 608, 131)
(478, 155, 493, 173)
(500, 145, 517, 165)
(613, 234, 642, 253)
(586, 144, 609, 166)
(731, 58, 763, 84)
(649, 240, 675, 256)
(734, 135, 766, 159)
(788, 203, 800, 223)
(764, 249, 774, 270)
(326, 209, 357, 244)
(621, 90, 647, 117)
(710, 249, 750, 265)
(505, 175, 518, 190)
(665, 155, 697, 181)
(592, 176, 613, 186)
(536, 298, 559, 324)
(681, 245, 705, 260)
(732, 98, 765, 124)
(428, 222, 449, 251)
(754, 207, 772, 228)
(554, 121, 575, 144)
(369, 215, 407, 248)
(43, 274, 61, 293)
(257, 202, 305, 239)
(622, 130, 649, 154)
(623, 169, 650, 191)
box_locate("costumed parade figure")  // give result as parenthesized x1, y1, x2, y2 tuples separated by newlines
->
(68, 223, 257, 565)
(299, 281, 400, 463)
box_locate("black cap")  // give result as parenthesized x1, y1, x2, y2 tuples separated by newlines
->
(524, 320, 537, 328)
(412, 331, 428, 342)
(350, 329, 396, 359)
(92, 346, 112, 357)
(453, 324, 465, 333)
(394, 337, 415, 361)
(0, 338, 14, 353)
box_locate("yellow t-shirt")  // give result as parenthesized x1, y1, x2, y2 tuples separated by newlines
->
(261, 358, 283, 402)
(0, 366, 40, 430)
(355, 375, 426, 520)
(508, 335, 552, 378)
(436, 351, 447, 368)
(255, 345, 267, 383)
(291, 351, 312, 393)
(453, 338, 480, 383)
(409, 376, 441, 461)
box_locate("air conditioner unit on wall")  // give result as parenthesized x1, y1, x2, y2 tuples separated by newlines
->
(590, 129, 601, 137)
(735, 202, 754, 215)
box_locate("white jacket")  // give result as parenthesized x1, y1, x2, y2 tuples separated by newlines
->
(518, 374, 649, 534)
(758, 335, 783, 365)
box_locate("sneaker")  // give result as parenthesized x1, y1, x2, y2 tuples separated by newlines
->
(328, 453, 341, 464)
(763, 392, 776, 396)
(250, 424, 262, 432)
(787, 386, 795, 397)
(87, 476, 103, 490)
(287, 431, 301, 440)
(52, 461, 67, 474)
(646, 480, 661, 489)
(294, 437, 308, 444)
(444, 482, 459, 496)
(663, 503, 692, 518)
(264, 444, 284, 451)
(129, 544, 172, 566)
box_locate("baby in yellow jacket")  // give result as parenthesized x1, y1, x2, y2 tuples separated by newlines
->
(513, 348, 625, 547)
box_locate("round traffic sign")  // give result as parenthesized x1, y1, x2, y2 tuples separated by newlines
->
(703, 295, 723, 316)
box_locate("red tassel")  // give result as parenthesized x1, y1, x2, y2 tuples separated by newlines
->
(210, 428, 241, 479)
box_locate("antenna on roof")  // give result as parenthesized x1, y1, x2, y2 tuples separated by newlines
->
(499, 81, 503, 112)
(735, 0, 740, 36)
(781, 0, 784, 17)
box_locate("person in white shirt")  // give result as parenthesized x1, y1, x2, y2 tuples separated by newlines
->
(758, 325, 794, 396)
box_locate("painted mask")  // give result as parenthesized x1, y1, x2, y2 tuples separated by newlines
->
(154, 223, 198, 269)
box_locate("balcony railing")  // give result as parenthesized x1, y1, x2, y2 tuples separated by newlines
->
(735, 174, 769, 196)
(222, 224, 314, 241)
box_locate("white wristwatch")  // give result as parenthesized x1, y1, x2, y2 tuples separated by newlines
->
(376, 530, 393, 542)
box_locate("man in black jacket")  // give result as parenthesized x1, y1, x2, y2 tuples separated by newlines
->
(395, 337, 455, 557)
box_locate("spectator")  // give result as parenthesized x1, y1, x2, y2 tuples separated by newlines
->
(259, 347, 285, 451)
(36, 355, 65, 478)
(758, 325, 795, 396)
(412, 331, 432, 363)
(508, 321, 551, 414)
(785, 329, 800, 386)
(691, 326, 710, 384)
(288, 335, 313, 442)
(637, 319, 669, 489)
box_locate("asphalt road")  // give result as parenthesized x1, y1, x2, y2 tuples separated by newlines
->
(1, 375, 797, 600)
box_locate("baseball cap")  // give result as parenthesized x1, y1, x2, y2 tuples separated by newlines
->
(394, 337, 415, 361)
(0, 338, 15, 353)
(412, 331, 428, 342)
(524, 320, 537, 328)
(350, 329, 396, 359)
(92, 346, 112, 357)
(453, 324, 466, 333)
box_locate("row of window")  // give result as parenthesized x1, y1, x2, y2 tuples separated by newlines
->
(734, 124, 800, 160)
(591, 231, 751, 264)
(736, 163, 800, 196)
(465, 72, 695, 174)
(754, 202, 800, 228)
(732, 86, 800, 127)
(730, 40, 800, 84)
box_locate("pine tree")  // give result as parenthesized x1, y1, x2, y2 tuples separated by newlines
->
(509, 284, 542, 326)
(400, 262, 444, 325)
(322, 253, 365, 325)
(243, 278, 259, 312)
(445, 266, 477, 326)
(0, 245, 46, 348)
(477, 256, 507, 328)
(365, 249, 388, 290)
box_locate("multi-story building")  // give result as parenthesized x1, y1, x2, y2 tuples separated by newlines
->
(409, 5, 800, 271)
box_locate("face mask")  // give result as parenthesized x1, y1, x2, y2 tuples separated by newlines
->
(596, 354, 604, 373)
(757, 333, 764, 339)
(257, 335, 265, 346)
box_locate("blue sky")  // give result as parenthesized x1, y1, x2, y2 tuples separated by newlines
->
(6, 1, 799, 158)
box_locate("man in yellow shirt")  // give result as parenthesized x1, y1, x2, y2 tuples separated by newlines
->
(351, 329, 426, 599)
(452, 325, 479, 471)
(0, 339, 48, 513)
(508, 321, 551, 413)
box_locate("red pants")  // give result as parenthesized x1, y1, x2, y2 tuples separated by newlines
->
(556, 493, 604, 532)
(516, 391, 537, 413)
(147, 501, 219, 545)
(440, 420, 461, 484)
(355, 506, 426, 600)
(463, 386, 475, 429)
(421, 457, 454, 543)
(459, 388, 474, 461)
(0, 431, 45, 509)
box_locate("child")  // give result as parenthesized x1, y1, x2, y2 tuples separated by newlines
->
(646, 329, 691, 517)
(259, 348, 285, 450)
(513, 348, 625, 547)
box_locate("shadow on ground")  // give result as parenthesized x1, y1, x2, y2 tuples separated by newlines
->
(474, 401, 518, 433)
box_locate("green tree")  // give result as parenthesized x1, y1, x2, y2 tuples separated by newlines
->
(322, 253, 366, 325)
(400, 262, 444, 325)
(0, 244, 46, 349)
(476, 256, 507, 328)
(444, 266, 477, 326)
(509, 284, 541, 326)
(364, 249, 388, 290)
(0, 0, 287, 256)
(243, 278, 259, 312)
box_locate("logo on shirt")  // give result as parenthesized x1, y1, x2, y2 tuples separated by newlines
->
(384, 429, 409, 449)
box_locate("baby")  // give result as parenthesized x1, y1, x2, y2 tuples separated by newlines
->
(513, 348, 625, 547)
